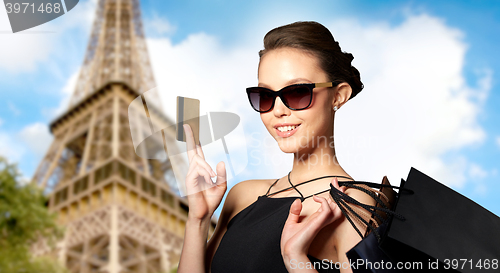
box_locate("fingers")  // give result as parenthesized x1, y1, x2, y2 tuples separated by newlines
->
(185, 159, 216, 197)
(207, 161, 227, 197)
(184, 124, 215, 176)
(214, 161, 227, 186)
(187, 154, 216, 178)
(311, 195, 340, 226)
(199, 167, 214, 186)
(331, 177, 344, 191)
(330, 177, 346, 197)
(196, 143, 205, 160)
(285, 199, 302, 225)
(184, 124, 196, 163)
(313, 195, 332, 215)
(280, 195, 343, 255)
(186, 165, 214, 187)
(282, 197, 333, 249)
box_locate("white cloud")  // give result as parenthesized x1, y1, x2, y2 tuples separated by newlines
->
(0, 131, 26, 163)
(468, 163, 488, 179)
(18, 122, 53, 157)
(468, 163, 489, 195)
(0, 121, 52, 181)
(0, 0, 96, 74)
(145, 13, 491, 189)
(0, 118, 23, 167)
(43, 71, 80, 119)
(0, 5, 53, 73)
(328, 14, 490, 187)
(147, 32, 260, 124)
(147, 31, 263, 189)
(145, 14, 177, 37)
(496, 136, 500, 148)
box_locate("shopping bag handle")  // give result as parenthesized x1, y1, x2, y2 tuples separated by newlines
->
(338, 180, 414, 194)
(330, 181, 409, 242)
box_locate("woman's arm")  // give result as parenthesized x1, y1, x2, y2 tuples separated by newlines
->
(177, 124, 227, 273)
(180, 216, 212, 273)
(179, 186, 233, 273)
(333, 185, 378, 273)
(179, 176, 258, 272)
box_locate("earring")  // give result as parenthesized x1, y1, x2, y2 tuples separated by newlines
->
(333, 106, 338, 112)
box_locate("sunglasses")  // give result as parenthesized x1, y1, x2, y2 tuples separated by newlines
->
(246, 82, 340, 113)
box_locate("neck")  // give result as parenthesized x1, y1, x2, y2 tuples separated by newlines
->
(289, 135, 351, 183)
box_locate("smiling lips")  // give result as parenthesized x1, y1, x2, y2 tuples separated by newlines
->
(274, 123, 301, 137)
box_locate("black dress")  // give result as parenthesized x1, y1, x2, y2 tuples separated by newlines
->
(211, 175, 351, 272)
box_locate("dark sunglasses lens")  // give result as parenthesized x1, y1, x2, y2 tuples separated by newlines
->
(282, 85, 312, 110)
(248, 89, 275, 112)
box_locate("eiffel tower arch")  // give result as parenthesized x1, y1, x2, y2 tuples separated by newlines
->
(31, 1, 214, 272)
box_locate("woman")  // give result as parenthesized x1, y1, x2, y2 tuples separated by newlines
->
(178, 21, 381, 273)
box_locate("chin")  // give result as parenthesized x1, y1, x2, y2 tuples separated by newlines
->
(276, 139, 300, 154)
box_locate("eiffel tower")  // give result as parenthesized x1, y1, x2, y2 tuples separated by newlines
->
(31, 0, 214, 272)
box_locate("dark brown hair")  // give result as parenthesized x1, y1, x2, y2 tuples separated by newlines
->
(259, 21, 363, 100)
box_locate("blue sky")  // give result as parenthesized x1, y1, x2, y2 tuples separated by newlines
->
(0, 0, 499, 216)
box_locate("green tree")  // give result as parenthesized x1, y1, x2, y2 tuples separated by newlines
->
(0, 156, 68, 273)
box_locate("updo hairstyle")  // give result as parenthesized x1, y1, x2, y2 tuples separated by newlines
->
(259, 21, 364, 99)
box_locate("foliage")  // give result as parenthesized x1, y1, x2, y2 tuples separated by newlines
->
(0, 156, 67, 273)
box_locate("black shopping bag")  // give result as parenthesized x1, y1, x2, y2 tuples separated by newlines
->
(346, 167, 500, 272)
(346, 223, 402, 273)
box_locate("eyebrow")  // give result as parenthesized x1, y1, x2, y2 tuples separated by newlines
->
(258, 78, 313, 89)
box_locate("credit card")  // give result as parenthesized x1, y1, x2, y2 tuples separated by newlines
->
(176, 96, 200, 145)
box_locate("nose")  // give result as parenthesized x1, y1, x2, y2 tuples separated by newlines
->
(272, 95, 290, 117)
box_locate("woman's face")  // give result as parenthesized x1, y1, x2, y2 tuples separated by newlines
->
(258, 48, 336, 154)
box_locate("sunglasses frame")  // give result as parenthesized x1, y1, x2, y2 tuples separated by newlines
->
(246, 81, 340, 113)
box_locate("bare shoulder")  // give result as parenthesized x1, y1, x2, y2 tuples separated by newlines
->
(334, 180, 384, 256)
(206, 178, 277, 264)
(209, 178, 277, 235)
(224, 178, 276, 220)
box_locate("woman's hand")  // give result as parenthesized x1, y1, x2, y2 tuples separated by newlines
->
(178, 124, 227, 273)
(280, 178, 345, 272)
(183, 124, 227, 222)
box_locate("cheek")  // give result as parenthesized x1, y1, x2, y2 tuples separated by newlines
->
(261, 114, 277, 136)
(305, 96, 332, 128)
(260, 113, 271, 129)
(313, 92, 333, 113)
